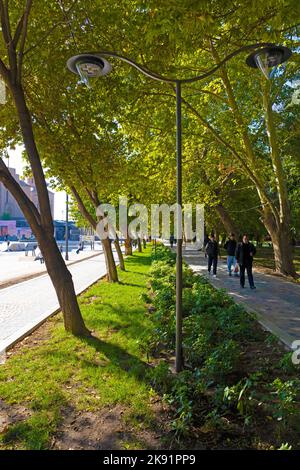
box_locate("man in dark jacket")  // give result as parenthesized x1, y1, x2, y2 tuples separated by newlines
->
(235, 234, 256, 289)
(224, 233, 238, 277)
(205, 234, 219, 277)
(170, 234, 174, 248)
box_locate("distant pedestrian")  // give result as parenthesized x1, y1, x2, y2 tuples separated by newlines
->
(205, 234, 219, 278)
(224, 233, 238, 277)
(202, 234, 209, 256)
(34, 246, 44, 264)
(236, 234, 256, 289)
(170, 234, 174, 248)
(76, 241, 84, 255)
(5, 235, 10, 249)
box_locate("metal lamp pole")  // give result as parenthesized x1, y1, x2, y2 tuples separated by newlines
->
(67, 42, 291, 373)
(175, 81, 183, 370)
(65, 192, 69, 261)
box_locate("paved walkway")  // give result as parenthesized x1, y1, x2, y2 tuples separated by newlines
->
(183, 245, 300, 349)
(0, 244, 102, 289)
(0, 249, 121, 355)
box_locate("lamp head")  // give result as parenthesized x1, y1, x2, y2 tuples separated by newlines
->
(66, 53, 112, 87)
(246, 45, 292, 79)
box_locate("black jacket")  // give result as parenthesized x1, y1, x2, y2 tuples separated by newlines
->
(205, 240, 219, 257)
(224, 239, 237, 256)
(236, 242, 256, 266)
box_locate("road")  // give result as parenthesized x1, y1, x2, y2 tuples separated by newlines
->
(0, 249, 120, 355)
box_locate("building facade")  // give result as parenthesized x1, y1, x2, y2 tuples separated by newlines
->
(0, 168, 54, 239)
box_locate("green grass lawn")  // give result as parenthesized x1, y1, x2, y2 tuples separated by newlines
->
(0, 247, 156, 450)
(254, 246, 300, 274)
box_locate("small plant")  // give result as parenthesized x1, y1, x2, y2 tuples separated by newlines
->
(147, 361, 172, 394)
(202, 340, 240, 383)
(265, 333, 279, 346)
(140, 292, 151, 304)
(223, 373, 262, 418)
(278, 442, 292, 450)
(166, 370, 195, 438)
(278, 352, 299, 374)
(269, 378, 300, 426)
(170, 408, 193, 438)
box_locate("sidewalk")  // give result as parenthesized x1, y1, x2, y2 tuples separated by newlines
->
(0, 249, 121, 356)
(0, 245, 102, 290)
(183, 245, 300, 349)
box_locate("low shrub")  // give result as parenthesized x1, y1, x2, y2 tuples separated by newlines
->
(142, 244, 300, 446)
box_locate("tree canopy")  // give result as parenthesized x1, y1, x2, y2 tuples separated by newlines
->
(0, 0, 300, 275)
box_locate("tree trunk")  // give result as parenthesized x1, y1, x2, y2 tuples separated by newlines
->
(137, 237, 142, 252)
(69, 186, 119, 283)
(125, 235, 132, 256)
(102, 238, 118, 282)
(39, 235, 90, 336)
(256, 233, 262, 248)
(214, 228, 219, 243)
(215, 204, 239, 237)
(114, 236, 125, 271)
(8, 84, 89, 335)
(263, 211, 296, 277)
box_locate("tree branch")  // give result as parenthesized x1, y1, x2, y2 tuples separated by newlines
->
(70, 185, 97, 229)
(0, 157, 41, 233)
(13, 13, 24, 47)
(18, 0, 33, 83)
(0, 0, 18, 82)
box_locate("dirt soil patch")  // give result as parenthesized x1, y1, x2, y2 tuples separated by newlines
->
(51, 402, 170, 450)
(0, 399, 32, 434)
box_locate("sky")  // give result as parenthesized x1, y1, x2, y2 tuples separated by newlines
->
(6, 145, 66, 220)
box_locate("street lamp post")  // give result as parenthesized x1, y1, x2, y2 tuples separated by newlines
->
(67, 43, 291, 373)
(65, 192, 69, 262)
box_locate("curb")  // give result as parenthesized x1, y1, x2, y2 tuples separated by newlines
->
(0, 251, 102, 291)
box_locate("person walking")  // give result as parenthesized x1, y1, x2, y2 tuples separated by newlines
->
(76, 241, 83, 255)
(201, 234, 209, 256)
(205, 234, 219, 278)
(224, 233, 238, 277)
(170, 234, 174, 248)
(34, 246, 44, 264)
(236, 234, 256, 289)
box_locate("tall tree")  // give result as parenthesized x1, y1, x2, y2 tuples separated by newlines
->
(0, 1, 89, 335)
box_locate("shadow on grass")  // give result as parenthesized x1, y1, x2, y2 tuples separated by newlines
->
(82, 334, 151, 378)
(85, 303, 151, 337)
(118, 281, 145, 288)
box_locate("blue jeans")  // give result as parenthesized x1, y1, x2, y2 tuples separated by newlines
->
(227, 255, 236, 274)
